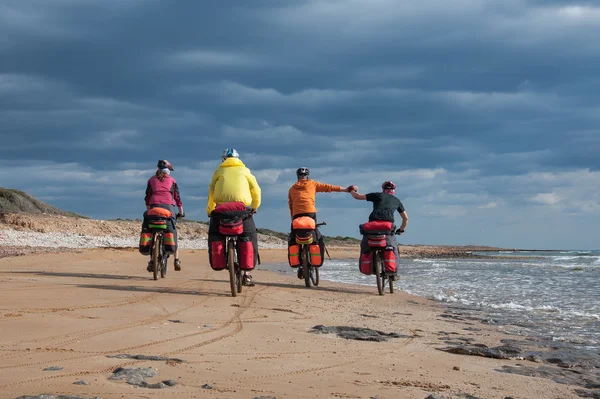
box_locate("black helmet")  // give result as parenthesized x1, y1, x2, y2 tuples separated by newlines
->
(296, 167, 309, 177)
(157, 159, 174, 171)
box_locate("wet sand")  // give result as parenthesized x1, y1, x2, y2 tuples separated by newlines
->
(0, 248, 584, 399)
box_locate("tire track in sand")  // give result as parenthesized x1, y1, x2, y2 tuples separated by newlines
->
(0, 285, 264, 389)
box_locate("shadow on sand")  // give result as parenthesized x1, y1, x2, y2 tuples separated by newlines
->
(75, 283, 232, 298)
(193, 277, 370, 295)
(6, 270, 150, 281)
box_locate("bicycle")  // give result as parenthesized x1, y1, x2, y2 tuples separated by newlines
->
(148, 213, 183, 281)
(298, 221, 326, 288)
(216, 207, 255, 297)
(369, 228, 403, 296)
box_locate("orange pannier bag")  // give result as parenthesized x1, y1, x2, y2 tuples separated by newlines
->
(292, 216, 316, 230)
(147, 207, 173, 218)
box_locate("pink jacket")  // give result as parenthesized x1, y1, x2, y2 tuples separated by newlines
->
(145, 175, 182, 207)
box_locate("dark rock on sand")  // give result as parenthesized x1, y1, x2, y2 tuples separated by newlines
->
(574, 389, 600, 398)
(168, 319, 184, 323)
(424, 394, 486, 399)
(108, 367, 176, 389)
(437, 344, 520, 360)
(201, 383, 213, 389)
(253, 397, 277, 399)
(73, 380, 89, 385)
(310, 325, 410, 342)
(42, 366, 63, 371)
(106, 354, 185, 363)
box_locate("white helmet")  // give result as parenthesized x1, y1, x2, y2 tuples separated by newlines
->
(221, 148, 239, 161)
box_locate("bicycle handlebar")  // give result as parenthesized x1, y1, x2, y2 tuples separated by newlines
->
(316, 221, 326, 226)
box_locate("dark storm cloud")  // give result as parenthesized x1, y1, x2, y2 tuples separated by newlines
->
(1, 0, 599, 248)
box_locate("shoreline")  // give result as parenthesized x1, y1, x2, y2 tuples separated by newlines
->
(0, 212, 552, 260)
(0, 248, 593, 398)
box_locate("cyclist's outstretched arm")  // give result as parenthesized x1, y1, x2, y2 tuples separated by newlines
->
(314, 181, 345, 193)
(350, 190, 366, 200)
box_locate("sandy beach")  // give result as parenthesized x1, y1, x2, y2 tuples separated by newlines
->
(0, 248, 583, 399)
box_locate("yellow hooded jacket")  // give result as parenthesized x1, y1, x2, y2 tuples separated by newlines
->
(206, 158, 261, 216)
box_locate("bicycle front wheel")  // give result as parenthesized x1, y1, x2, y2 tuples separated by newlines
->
(160, 252, 168, 279)
(227, 239, 237, 297)
(374, 251, 384, 296)
(152, 233, 160, 281)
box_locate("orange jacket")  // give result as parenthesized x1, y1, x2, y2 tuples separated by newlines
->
(288, 180, 344, 217)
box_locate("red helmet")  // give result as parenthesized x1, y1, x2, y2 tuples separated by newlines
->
(157, 159, 173, 171)
(382, 181, 396, 190)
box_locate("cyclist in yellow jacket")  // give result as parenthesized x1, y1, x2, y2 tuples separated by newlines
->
(206, 149, 261, 286)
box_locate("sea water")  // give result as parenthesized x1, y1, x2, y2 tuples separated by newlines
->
(294, 250, 600, 350)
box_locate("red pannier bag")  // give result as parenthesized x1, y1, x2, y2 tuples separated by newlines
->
(359, 252, 373, 275)
(219, 219, 244, 235)
(147, 207, 173, 218)
(237, 238, 255, 270)
(367, 235, 387, 248)
(362, 220, 393, 233)
(214, 202, 247, 213)
(215, 202, 247, 235)
(309, 244, 323, 267)
(292, 216, 316, 230)
(209, 240, 227, 270)
(139, 231, 152, 255)
(383, 247, 397, 273)
(295, 230, 314, 245)
(288, 244, 300, 267)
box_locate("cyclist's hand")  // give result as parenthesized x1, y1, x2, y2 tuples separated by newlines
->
(346, 185, 357, 192)
(176, 213, 185, 219)
(251, 208, 257, 215)
(396, 228, 404, 235)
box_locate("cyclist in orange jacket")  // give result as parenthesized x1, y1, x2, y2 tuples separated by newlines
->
(288, 167, 356, 278)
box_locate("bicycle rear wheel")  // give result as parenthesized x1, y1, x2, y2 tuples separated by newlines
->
(389, 274, 394, 293)
(227, 239, 237, 297)
(302, 246, 311, 288)
(236, 248, 242, 294)
(374, 251, 384, 295)
(152, 233, 160, 281)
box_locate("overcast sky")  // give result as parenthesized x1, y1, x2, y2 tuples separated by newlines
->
(1, 0, 599, 250)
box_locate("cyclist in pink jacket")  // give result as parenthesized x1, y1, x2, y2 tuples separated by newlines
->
(145, 160, 185, 271)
